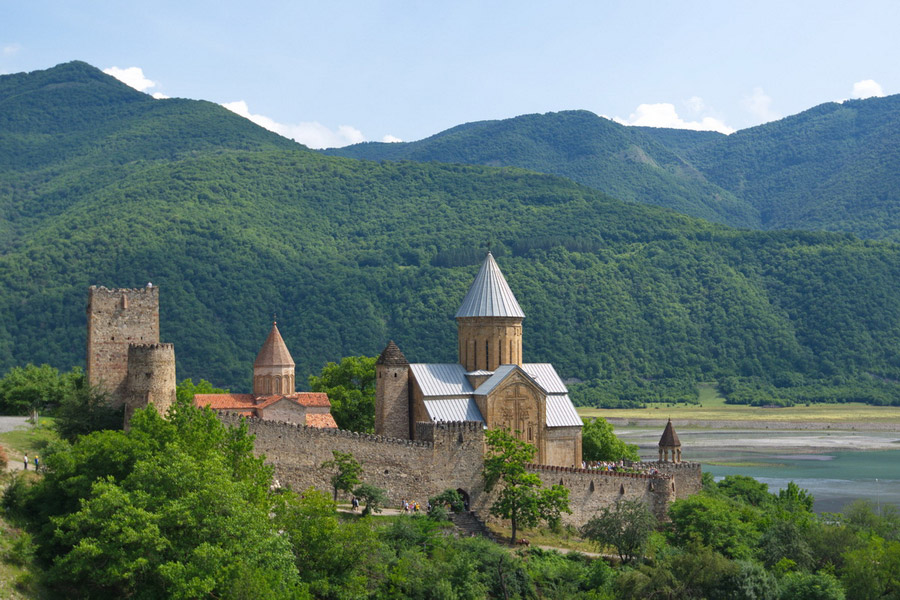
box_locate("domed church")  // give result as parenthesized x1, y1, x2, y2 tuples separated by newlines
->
(376, 253, 583, 467)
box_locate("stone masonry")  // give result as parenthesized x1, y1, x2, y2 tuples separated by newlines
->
(87, 285, 161, 407)
(227, 414, 700, 524)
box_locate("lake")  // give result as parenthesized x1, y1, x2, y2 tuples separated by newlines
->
(615, 426, 900, 513)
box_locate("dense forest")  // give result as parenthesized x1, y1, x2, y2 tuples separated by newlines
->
(4, 62, 900, 405)
(327, 97, 900, 241)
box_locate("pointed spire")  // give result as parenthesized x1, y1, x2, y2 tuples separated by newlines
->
(254, 322, 295, 367)
(376, 340, 409, 366)
(658, 418, 681, 447)
(455, 252, 525, 318)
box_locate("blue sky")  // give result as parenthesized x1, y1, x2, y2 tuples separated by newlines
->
(3, 1, 898, 148)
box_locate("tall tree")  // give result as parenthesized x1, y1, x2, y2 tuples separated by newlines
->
(580, 499, 657, 564)
(309, 356, 376, 432)
(320, 450, 363, 503)
(482, 428, 571, 545)
(580, 417, 640, 462)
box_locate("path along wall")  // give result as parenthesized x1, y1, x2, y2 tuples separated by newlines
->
(223, 415, 689, 523)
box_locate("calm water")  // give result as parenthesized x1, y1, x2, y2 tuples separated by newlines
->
(616, 427, 900, 513)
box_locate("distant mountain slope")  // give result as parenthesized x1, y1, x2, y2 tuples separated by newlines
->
(4, 62, 900, 406)
(327, 98, 900, 241)
(687, 95, 900, 239)
(324, 111, 757, 227)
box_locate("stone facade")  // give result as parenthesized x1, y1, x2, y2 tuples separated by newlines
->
(457, 316, 523, 371)
(124, 343, 176, 425)
(86, 285, 162, 407)
(226, 414, 696, 524)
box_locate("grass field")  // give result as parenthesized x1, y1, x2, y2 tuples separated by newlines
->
(579, 383, 900, 425)
(0, 420, 58, 462)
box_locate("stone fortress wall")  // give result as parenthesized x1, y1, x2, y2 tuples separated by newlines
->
(226, 414, 698, 523)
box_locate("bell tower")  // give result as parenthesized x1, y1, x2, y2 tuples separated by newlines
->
(253, 322, 295, 395)
(455, 252, 525, 371)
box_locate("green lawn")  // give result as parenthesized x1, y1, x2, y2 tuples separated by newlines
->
(0, 420, 58, 462)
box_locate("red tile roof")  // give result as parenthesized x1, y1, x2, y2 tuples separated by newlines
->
(291, 392, 331, 407)
(306, 413, 338, 428)
(194, 394, 256, 410)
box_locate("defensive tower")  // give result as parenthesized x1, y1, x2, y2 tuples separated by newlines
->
(124, 343, 176, 425)
(375, 340, 410, 438)
(455, 252, 524, 371)
(86, 285, 160, 406)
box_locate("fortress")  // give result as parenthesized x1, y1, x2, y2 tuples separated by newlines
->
(87, 254, 701, 524)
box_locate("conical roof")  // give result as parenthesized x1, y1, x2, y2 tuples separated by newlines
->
(376, 340, 408, 366)
(455, 252, 525, 318)
(254, 322, 295, 367)
(658, 419, 681, 447)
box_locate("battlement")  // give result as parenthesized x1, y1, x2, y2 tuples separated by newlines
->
(128, 343, 175, 352)
(525, 463, 672, 481)
(89, 285, 159, 295)
(628, 461, 702, 471)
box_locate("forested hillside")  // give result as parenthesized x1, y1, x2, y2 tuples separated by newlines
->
(324, 111, 754, 227)
(4, 62, 900, 405)
(327, 98, 900, 241)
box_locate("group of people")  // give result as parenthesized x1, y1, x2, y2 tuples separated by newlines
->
(581, 460, 627, 472)
(23, 453, 38, 471)
(401, 499, 429, 513)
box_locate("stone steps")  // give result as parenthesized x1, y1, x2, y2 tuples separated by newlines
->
(450, 511, 497, 542)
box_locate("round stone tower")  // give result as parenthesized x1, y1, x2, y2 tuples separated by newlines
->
(456, 252, 525, 371)
(124, 343, 176, 426)
(253, 322, 295, 395)
(375, 340, 410, 438)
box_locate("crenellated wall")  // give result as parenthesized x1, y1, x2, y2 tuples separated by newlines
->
(224, 415, 696, 524)
(628, 461, 703, 500)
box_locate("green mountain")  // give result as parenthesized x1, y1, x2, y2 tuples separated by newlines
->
(324, 111, 755, 228)
(687, 95, 900, 239)
(326, 99, 900, 241)
(4, 62, 900, 405)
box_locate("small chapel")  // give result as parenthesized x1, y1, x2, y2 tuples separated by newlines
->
(194, 322, 338, 428)
(376, 252, 583, 467)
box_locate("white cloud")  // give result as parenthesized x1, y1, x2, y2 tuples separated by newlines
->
(742, 87, 779, 123)
(151, 92, 169, 100)
(685, 96, 706, 113)
(381, 134, 403, 143)
(2, 43, 21, 56)
(614, 102, 734, 134)
(103, 66, 156, 92)
(222, 100, 366, 148)
(851, 79, 885, 99)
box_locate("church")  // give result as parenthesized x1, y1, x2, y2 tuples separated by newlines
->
(375, 252, 583, 467)
(194, 322, 338, 428)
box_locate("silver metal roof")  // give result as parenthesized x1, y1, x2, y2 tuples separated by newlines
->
(424, 398, 485, 424)
(546, 394, 583, 427)
(474, 365, 533, 396)
(410, 363, 473, 397)
(455, 252, 525, 318)
(522, 363, 568, 394)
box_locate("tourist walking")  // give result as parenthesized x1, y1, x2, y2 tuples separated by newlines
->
(23, 453, 28, 470)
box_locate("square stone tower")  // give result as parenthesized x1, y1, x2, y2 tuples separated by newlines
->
(86, 285, 160, 407)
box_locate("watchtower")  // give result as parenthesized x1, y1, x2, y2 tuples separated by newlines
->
(86, 285, 160, 407)
(124, 343, 176, 425)
(375, 340, 410, 438)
